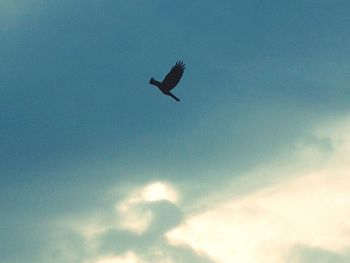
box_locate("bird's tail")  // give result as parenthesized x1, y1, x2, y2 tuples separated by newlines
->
(168, 92, 180, 102)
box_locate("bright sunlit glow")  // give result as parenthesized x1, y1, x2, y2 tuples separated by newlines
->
(142, 182, 179, 203)
(114, 181, 179, 234)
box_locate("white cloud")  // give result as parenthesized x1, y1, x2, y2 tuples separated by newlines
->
(86, 251, 144, 263)
(56, 181, 182, 262)
(115, 181, 179, 234)
(167, 117, 350, 263)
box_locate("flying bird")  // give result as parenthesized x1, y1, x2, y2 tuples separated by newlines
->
(149, 61, 185, 102)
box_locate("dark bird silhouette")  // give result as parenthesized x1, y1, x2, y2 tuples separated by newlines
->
(149, 61, 185, 102)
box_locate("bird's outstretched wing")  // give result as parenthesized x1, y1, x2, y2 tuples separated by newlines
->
(162, 61, 185, 91)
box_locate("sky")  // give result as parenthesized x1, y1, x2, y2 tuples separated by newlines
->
(1, 0, 350, 262)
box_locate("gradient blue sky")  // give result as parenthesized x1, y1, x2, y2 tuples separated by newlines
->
(1, 1, 350, 263)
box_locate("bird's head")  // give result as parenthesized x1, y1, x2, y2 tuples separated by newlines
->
(149, 77, 160, 88)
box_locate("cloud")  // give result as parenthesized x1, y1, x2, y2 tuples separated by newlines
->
(287, 245, 350, 263)
(85, 252, 144, 263)
(58, 181, 212, 263)
(47, 117, 350, 263)
(166, 116, 350, 263)
(115, 182, 180, 234)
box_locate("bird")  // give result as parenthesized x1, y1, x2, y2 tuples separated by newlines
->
(149, 61, 185, 102)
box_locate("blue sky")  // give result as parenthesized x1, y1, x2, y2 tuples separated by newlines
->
(1, 1, 350, 262)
